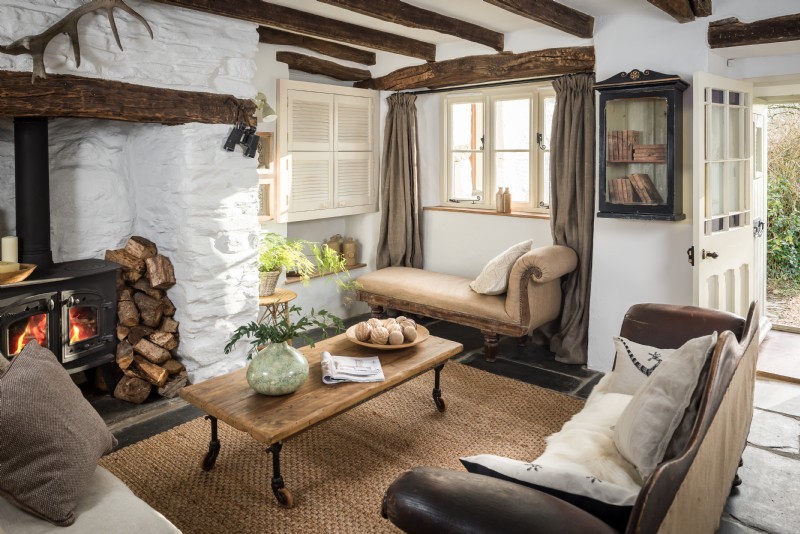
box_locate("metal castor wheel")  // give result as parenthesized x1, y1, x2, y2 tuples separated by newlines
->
(274, 487, 295, 508)
(201, 445, 219, 471)
(434, 396, 446, 413)
(732, 473, 742, 487)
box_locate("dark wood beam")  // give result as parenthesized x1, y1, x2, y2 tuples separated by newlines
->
(355, 46, 594, 91)
(150, 0, 436, 62)
(689, 0, 712, 17)
(276, 51, 371, 81)
(317, 0, 504, 52)
(481, 0, 593, 38)
(0, 70, 255, 125)
(258, 27, 376, 65)
(709, 14, 800, 48)
(646, 0, 695, 23)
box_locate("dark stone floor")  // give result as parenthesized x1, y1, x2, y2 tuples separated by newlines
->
(90, 315, 800, 533)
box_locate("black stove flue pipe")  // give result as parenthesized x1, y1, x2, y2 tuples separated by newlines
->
(14, 117, 53, 267)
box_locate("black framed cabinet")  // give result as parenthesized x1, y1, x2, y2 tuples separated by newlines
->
(596, 69, 688, 220)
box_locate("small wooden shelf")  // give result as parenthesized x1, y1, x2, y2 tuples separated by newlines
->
(285, 263, 367, 284)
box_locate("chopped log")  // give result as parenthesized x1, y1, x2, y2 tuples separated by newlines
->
(116, 341, 135, 370)
(158, 371, 188, 399)
(161, 317, 180, 333)
(163, 358, 186, 376)
(133, 338, 171, 365)
(150, 0, 436, 61)
(134, 292, 164, 328)
(482, 0, 594, 38)
(132, 278, 164, 300)
(708, 14, 800, 48)
(161, 296, 177, 317)
(117, 300, 140, 327)
(114, 376, 151, 404)
(276, 52, 371, 82)
(689, 0, 712, 17)
(105, 248, 145, 274)
(122, 270, 143, 283)
(0, 71, 256, 126)
(116, 325, 130, 341)
(131, 355, 169, 387)
(124, 236, 158, 259)
(257, 27, 376, 66)
(115, 271, 125, 293)
(119, 289, 133, 302)
(356, 46, 595, 91)
(145, 255, 176, 289)
(150, 331, 179, 351)
(318, 0, 504, 51)
(646, 0, 695, 23)
(127, 325, 156, 346)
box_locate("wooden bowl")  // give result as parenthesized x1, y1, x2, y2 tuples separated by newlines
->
(0, 264, 36, 285)
(346, 324, 430, 351)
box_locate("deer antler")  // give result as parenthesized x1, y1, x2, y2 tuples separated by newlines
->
(0, 0, 153, 83)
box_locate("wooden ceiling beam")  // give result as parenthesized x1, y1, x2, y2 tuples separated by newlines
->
(355, 46, 594, 91)
(258, 27, 376, 66)
(481, 0, 593, 38)
(276, 51, 371, 81)
(0, 70, 255, 125)
(689, 0, 712, 17)
(317, 0, 504, 52)
(709, 14, 800, 48)
(646, 0, 695, 23)
(150, 0, 436, 62)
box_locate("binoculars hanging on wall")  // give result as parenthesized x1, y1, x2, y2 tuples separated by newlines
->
(223, 123, 260, 158)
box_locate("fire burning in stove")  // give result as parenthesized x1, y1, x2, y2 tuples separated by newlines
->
(68, 306, 98, 345)
(9, 313, 48, 356)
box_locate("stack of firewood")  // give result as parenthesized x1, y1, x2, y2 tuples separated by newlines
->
(105, 236, 188, 404)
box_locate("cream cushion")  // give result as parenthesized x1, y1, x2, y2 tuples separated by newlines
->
(469, 240, 533, 295)
(614, 333, 717, 481)
(606, 337, 675, 395)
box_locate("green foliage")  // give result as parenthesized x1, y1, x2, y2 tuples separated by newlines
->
(224, 305, 344, 358)
(767, 105, 800, 281)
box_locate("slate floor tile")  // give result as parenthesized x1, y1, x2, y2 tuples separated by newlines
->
(717, 516, 762, 534)
(748, 410, 800, 454)
(461, 355, 583, 394)
(498, 336, 598, 379)
(754, 379, 800, 417)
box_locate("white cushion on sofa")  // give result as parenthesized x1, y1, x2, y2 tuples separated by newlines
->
(0, 466, 180, 533)
(469, 240, 533, 295)
(461, 385, 642, 507)
(606, 337, 675, 395)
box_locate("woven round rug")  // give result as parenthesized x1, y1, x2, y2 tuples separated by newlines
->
(101, 362, 584, 533)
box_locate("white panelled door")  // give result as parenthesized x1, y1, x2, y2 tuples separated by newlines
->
(752, 105, 770, 337)
(692, 72, 754, 316)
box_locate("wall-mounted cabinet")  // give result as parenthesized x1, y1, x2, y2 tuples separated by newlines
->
(596, 70, 688, 221)
(277, 80, 379, 222)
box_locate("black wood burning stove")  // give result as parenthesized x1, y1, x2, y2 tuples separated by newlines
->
(0, 118, 119, 378)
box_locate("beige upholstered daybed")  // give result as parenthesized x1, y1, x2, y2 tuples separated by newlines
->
(356, 244, 578, 360)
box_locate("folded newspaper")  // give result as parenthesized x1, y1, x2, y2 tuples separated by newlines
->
(321, 351, 385, 384)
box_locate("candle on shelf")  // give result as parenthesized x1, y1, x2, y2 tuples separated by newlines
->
(1, 236, 18, 263)
(0, 261, 20, 274)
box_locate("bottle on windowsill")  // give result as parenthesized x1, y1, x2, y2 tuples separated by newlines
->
(502, 187, 512, 213)
(495, 187, 504, 213)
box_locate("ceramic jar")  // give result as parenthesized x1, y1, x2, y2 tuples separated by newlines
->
(246, 341, 309, 395)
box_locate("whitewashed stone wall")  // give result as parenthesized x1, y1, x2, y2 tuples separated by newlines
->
(0, 0, 261, 381)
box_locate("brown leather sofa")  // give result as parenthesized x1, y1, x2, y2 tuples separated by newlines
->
(355, 245, 578, 361)
(381, 302, 759, 534)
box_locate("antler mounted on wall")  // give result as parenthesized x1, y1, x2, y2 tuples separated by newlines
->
(0, 0, 153, 83)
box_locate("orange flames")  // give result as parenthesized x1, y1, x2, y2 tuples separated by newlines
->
(11, 314, 48, 356)
(68, 307, 97, 345)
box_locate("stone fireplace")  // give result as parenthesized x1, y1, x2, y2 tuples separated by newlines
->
(0, 0, 263, 382)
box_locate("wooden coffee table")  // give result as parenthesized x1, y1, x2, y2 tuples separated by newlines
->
(180, 333, 462, 507)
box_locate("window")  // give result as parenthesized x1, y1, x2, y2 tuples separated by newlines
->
(442, 84, 555, 212)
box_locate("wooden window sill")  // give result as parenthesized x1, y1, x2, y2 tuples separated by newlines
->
(285, 263, 367, 284)
(424, 206, 550, 220)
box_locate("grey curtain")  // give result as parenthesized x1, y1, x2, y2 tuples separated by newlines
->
(376, 93, 423, 269)
(546, 73, 595, 365)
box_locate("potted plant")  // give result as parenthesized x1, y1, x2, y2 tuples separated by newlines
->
(224, 305, 343, 395)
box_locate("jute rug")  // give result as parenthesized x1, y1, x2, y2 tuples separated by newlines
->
(101, 362, 584, 533)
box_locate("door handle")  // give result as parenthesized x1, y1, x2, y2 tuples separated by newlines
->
(702, 249, 719, 259)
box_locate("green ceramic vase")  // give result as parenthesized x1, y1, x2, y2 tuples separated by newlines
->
(246, 342, 309, 395)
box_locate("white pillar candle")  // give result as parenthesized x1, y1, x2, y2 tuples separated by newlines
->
(1, 236, 18, 263)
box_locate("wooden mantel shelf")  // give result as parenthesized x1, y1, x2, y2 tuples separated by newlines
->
(0, 70, 256, 125)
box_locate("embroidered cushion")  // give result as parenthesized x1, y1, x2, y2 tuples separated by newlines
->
(469, 240, 533, 295)
(0, 341, 117, 526)
(606, 337, 675, 395)
(614, 333, 717, 480)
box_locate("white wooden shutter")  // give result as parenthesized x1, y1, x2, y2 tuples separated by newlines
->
(334, 152, 373, 208)
(288, 152, 334, 213)
(335, 95, 372, 151)
(288, 90, 334, 151)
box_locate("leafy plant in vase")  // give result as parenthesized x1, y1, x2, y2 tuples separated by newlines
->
(224, 305, 343, 395)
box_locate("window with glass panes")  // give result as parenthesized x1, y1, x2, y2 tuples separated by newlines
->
(442, 84, 555, 212)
